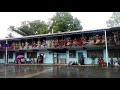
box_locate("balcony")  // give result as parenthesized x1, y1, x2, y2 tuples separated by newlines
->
(0, 39, 120, 51)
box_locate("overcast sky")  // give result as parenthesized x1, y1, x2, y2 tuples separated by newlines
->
(0, 12, 113, 39)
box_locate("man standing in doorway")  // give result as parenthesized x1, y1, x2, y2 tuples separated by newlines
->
(80, 55, 85, 65)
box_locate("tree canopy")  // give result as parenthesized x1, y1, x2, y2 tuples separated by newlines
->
(106, 12, 120, 27)
(9, 20, 49, 36)
(49, 12, 83, 33)
(9, 12, 83, 36)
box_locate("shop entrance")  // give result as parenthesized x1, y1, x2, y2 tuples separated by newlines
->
(53, 50, 66, 64)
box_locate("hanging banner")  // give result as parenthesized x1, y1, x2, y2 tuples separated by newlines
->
(4, 43, 9, 48)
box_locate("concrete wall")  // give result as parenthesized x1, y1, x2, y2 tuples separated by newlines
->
(0, 53, 5, 63)
(66, 50, 87, 64)
(0, 49, 119, 64)
(37, 51, 53, 64)
(8, 53, 15, 63)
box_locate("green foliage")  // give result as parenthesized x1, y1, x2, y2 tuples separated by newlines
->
(9, 20, 49, 36)
(106, 12, 120, 27)
(8, 12, 83, 36)
(49, 12, 83, 33)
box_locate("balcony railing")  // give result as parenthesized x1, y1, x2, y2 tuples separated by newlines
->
(0, 40, 120, 51)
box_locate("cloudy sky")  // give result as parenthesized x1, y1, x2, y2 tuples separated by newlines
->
(0, 12, 113, 39)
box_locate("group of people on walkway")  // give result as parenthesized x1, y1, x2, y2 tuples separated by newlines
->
(14, 53, 43, 64)
(98, 57, 120, 68)
(98, 58, 106, 67)
(68, 55, 85, 65)
(110, 58, 120, 68)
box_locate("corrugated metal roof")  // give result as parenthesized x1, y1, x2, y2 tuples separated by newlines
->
(0, 27, 119, 41)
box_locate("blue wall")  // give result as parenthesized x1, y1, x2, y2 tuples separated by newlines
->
(0, 53, 5, 63)
(66, 50, 87, 64)
(42, 51, 53, 64)
(0, 49, 119, 64)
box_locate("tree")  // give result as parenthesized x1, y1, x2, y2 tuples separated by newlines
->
(106, 12, 120, 27)
(49, 12, 83, 33)
(8, 20, 49, 36)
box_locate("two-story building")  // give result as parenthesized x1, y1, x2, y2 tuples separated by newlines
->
(0, 27, 120, 65)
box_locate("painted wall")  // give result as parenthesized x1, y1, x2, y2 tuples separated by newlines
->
(0, 53, 5, 63)
(1, 49, 119, 64)
(66, 49, 109, 65)
(38, 51, 53, 64)
(103, 49, 118, 64)
(58, 53, 67, 63)
(66, 50, 87, 64)
(8, 53, 15, 63)
(6, 50, 53, 64)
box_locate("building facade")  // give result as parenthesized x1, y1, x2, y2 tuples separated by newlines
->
(0, 27, 120, 64)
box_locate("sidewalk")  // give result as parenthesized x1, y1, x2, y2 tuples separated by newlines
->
(7, 63, 99, 66)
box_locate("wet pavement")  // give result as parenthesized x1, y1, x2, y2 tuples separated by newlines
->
(0, 64, 120, 78)
(32, 66, 120, 78)
(0, 64, 52, 78)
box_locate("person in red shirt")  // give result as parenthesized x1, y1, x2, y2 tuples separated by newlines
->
(78, 38, 83, 46)
(67, 38, 72, 47)
(101, 58, 104, 67)
(32, 41, 37, 48)
(53, 39, 58, 48)
(73, 38, 78, 46)
(18, 59, 21, 65)
(63, 39, 67, 47)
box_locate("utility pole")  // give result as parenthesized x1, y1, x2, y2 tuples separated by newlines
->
(5, 39, 8, 65)
(104, 30, 108, 67)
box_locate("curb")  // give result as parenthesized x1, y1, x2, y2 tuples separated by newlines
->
(7, 64, 99, 66)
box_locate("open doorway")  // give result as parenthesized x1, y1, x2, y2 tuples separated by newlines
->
(39, 53, 44, 63)
(78, 52, 84, 65)
(53, 50, 66, 64)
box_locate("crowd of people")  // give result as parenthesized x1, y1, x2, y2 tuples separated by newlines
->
(68, 55, 85, 65)
(1, 31, 119, 50)
(109, 58, 120, 68)
(98, 58, 106, 67)
(14, 54, 43, 64)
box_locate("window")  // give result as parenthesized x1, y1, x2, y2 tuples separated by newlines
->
(9, 52, 13, 59)
(27, 52, 31, 58)
(87, 50, 103, 58)
(27, 52, 37, 58)
(32, 52, 37, 58)
(69, 50, 76, 58)
(0, 52, 4, 59)
(108, 49, 120, 58)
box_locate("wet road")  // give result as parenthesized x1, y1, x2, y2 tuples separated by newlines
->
(0, 64, 120, 78)
(0, 64, 51, 78)
(32, 66, 120, 78)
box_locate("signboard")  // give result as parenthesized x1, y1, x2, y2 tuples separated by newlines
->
(4, 44, 9, 48)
